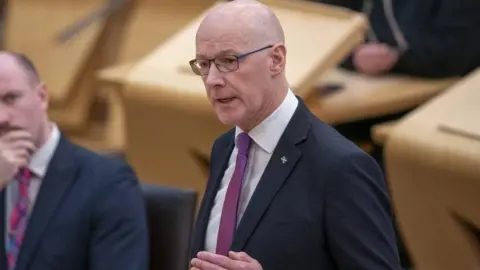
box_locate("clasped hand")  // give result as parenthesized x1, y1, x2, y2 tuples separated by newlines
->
(191, 251, 263, 270)
(0, 129, 35, 188)
(353, 42, 400, 75)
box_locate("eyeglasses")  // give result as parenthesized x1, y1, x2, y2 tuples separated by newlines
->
(189, 45, 273, 76)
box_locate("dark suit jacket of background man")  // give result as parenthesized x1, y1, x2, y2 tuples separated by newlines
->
(191, 99, 401, 269)
(0, 135, 149, 270)
(316, 0, 480, 78)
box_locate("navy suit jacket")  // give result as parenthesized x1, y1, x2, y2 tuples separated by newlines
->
(0, 135, 149, 270)
(191, 99, 401, 269)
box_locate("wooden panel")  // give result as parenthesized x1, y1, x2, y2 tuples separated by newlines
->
(115, 0, 217, 64)
(4, 0, 105, 103)
(4, 0, 133, 131)
(371, 120, 398, 145)
(385, 68, 480, 270)
(309, 68, 458, 125)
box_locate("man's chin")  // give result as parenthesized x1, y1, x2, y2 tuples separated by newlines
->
(216, 113, 241, 127)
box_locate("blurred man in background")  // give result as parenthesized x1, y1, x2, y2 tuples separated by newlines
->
(316, 0, 480, 78)
(0, 51, 148, 270)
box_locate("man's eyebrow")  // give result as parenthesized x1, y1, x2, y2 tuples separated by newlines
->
(196, 49, 240, 59)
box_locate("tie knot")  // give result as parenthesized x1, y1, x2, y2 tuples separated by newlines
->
(236, 132, 251, 156)
(16, 168, 32, 186)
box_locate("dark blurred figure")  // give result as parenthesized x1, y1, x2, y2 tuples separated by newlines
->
(316, 0, 480, 78)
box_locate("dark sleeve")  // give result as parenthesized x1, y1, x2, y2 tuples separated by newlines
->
(308, 0, 364, 11)
(325, 151, 401, 269)
(89, 163, 149, 270)
(392, 0, 480, 78)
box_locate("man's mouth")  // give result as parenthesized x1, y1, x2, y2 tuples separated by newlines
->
(217, 97, 236, 104)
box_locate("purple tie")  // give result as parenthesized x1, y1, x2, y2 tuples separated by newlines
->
(216, 132, 252, 256)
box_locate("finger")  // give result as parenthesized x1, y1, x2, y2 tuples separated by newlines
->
(191, 258, 225, 270)
(10, 140, 36, 154)
(228, 251, 254, 263)
(2, 130, 33, 142)
(197, 252, 235, 268)
(12, 156, 30, 168)
(8, 149, 31, 168)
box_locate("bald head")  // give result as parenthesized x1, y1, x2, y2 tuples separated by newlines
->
(194, 0, 289, 132)
(0, 51, 40, 85)
(197, 0, 285, 48)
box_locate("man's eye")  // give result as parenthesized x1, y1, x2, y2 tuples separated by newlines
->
(3, 94, 19, 104)
(197, 60, 210, 68)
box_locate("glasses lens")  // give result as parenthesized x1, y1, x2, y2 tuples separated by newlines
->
(215, 56, 238, 72)
(190, 59, 210, 75)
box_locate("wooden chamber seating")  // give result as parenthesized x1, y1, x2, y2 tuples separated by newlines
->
(311, 68, 457, 125)
(3, 0, 216, 152)
(97, 0, 368, 198)
(92, 0, 217, 151)
(311, 69, 457, 147)
(385, 68, 480, 270)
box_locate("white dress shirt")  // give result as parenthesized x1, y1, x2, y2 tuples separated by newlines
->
(4, 123, 60, 244)
(205, 89, 299, 252)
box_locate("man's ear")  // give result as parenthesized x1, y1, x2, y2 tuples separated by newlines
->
(37, 82, 49, 110)
(270, 44, 286, 76)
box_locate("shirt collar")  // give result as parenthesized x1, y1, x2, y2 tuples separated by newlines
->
(29, 123, 61, 178)
(235, 89, 298, 154)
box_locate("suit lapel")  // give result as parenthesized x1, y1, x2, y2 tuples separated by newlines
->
(0, 189, 5, 270)
(191, 131, 235, 255)
(231, 99, 311, 251)
(15, 136, 79, 270)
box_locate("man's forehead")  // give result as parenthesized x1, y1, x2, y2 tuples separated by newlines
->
(0, 61, 33, 90)
(196, 32, 251, 57)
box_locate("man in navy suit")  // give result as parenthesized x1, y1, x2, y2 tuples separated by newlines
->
(189, 1, 401, 269)
(0, 51, 148, 269)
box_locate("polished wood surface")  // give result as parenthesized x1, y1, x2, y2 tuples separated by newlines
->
(309, 68, 458, 124)
(385, 68, 480, 270)
(4, 0, 132, 131)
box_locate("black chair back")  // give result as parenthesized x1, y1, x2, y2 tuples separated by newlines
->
(141, 184, 198, 270)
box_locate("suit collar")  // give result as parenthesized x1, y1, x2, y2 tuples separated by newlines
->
(29, 123, 61, 178)
(15, 134, 79, 270)
(231, 97, 310, 251)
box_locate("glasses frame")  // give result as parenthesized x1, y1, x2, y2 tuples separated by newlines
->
(189, 45, 273, 76)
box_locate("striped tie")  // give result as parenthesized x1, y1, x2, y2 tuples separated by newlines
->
(6, 168, 32, 269)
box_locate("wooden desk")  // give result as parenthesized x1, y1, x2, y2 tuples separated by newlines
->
(385, 68, 480, 270)
(309, 68, 458, 125)
(81, 0, 217, 151)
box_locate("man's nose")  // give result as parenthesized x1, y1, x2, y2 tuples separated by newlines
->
(204, 63, 225, 88)
(0, 110, 11, 126)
